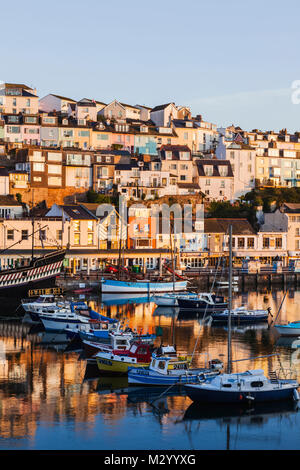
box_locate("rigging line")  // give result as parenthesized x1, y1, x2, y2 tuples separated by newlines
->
(0, 224, 49, 256)
(190, 234, 225, 363)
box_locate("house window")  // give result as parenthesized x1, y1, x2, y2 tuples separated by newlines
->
(88, 233, 93, 245)
(57, 230, 62, 241)
(21, 230, 28, 240)
(39, 230, 46, 241)
(237, 238, 245, 248)
(276, 238, 282, 248)
(88, 221, 93, 231)
(247, 238, 254, 248)
(33, 163, 45, 172)
(7, 230, 14, 240)
(263, 238, 270, 248)
(206, 179, 210, 186)
(73, 221, 80, 232)
(74, 233, 80, 245)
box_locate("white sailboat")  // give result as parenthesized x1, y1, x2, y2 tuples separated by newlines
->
(184, 225, 299, 404)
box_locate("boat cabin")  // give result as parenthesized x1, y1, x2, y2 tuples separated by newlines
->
(150, 353, 189, 375)
(216, 370, 270, 389)
(199, 293, 225, 305)
(125, 342, 153, 362)
(111, 334, 132, 351)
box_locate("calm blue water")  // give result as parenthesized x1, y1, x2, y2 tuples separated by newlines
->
(1, 287, 300, 450)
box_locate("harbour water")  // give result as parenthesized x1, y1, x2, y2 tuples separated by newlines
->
(1, 287, 300, 450)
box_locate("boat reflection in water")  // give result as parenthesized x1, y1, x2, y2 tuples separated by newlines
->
(152, 306, 179, 318)
(36, 331, 70, 352)
(97, 376, 129, 395)
(181, 401, 300, 450)
(100, 293, 152, 307)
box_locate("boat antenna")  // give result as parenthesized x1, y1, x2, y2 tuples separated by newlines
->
(227, 224, 233, 374)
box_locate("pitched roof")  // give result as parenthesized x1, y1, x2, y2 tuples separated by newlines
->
(282, 203, 300, 213)
(196, 159, 234, 177)
(0, 195, 22, 206)
(151, 103, 174, 113)
(204, 218, 256, 235)
(60, 205, 98, 220)
(50, 94, 76, 102)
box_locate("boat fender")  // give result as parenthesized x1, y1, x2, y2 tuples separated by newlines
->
(293, 389, 300, 401)
(246, 395, 255, 401)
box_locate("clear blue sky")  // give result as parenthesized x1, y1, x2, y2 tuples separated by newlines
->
(3, 0, 300, 132)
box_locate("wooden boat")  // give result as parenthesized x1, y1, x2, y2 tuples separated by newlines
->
(96, 341, 155, 375)
(101, 279, 187, 294)
(96, 344, 191, 375)
(128, 352, 222, 386)
(0, 248, 66, 297)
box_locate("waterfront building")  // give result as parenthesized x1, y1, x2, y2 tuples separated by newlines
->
(0, 83, 39, 115)
(39, 94, 76, 114)
(216, 135, 256, 199)
(260, 203, 300, 262)
(150, 103, 178, 127)
(194, 159, 234, 202)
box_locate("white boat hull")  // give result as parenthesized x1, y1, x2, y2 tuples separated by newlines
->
(101, 279, 187, 294)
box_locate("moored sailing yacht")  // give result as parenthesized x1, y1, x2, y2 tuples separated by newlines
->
(184, 225, 299, 404)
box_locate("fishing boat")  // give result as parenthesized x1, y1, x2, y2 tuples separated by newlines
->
(95, 341, 158, 375)
(177, 293, 227, 312)
(211, 306, 271, 325)
(38, 301, 117, 332)
(127, 352, 223, 386)
(101, 278, 187, 294)
(82, 332, 133, 359)
(184, 225, 299, 404)
(21, 294, 69, 322)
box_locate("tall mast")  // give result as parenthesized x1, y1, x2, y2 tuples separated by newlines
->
(31, 189, 34, 261)
(227, 224, 233, 374)
(170, 215, 175, 292)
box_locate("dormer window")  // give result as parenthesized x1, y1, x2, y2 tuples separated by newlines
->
(219, 166, 228, 176)
(204, 165, 213, 176)
(180, 151, 190, 160)
(165, 151, 172, 160)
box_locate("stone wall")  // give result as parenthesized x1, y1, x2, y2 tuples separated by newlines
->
(9, 185, 88, 207)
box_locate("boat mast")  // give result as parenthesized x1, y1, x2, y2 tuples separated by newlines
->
(31, 189, 34, 261)
(170, 215, 175, 293)
(227, 224, 233, 374)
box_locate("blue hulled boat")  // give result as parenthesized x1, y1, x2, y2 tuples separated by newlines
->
(184, 225, 299, 405)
